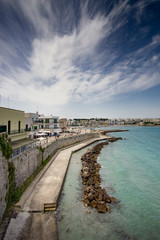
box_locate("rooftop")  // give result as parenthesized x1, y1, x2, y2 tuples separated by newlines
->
(10, 138, 36, 150)
(0, 106, 24, 113)
(39, 115, 59, 119)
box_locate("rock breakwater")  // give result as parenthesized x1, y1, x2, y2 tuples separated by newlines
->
(101, 129, 128, 135)
(81, 137, 122, 213)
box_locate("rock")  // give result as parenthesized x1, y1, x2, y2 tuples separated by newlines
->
(110, 196, 118, 203)
(102, 192, 112, 203)
(81, 141, 118, 213)
(90, 200, 97, 208)
(105, 198, 111, 203)
(97, 193, 103, 201)
(88, 193, 94, 201)
(87, 210, 91, 214)
(97, 201, 107, 213)
(84, 194, 88, 200)
(83, 199, 90, 207)
(106, 206, 111, 213)
(87, 178, 94, 186)
(84, 186, 90, 193)
(94, 183, 100, 189)
(81, 172, 90, 179)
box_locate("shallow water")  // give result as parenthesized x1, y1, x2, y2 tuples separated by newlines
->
(57, 127, 160, 240)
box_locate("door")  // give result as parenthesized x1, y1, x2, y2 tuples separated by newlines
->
(8, 121, 11, 134)
(18, 121, 21, 133)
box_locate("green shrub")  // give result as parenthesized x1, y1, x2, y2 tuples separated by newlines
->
(6, 161, 15, 208)
(0, 134, 13, 159)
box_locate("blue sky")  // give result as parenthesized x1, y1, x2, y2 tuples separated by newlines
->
(0, 0, 160, 118)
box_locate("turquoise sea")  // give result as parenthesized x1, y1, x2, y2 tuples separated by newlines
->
(57, 127, 160, 240)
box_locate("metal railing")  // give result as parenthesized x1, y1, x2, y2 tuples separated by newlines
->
(12, 141, 37, 158)
(9, 129, 25, 135)
(0, 131, 7, 136)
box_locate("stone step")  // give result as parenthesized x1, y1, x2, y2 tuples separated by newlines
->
(44, 207, 56, 212)
(44, 203, 56, 212)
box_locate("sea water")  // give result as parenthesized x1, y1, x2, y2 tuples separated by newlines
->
(57, 127, 160, 240)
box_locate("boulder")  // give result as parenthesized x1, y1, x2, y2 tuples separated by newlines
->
(84, 186, 90, 193)
(106, 206, 111, 213)
(88, 193, 94, 201)
(94, 183, 100, 189)
(83, 199, 90, 207)
(81, 171, 90, 179)
(97, 193, 103, 201)
(110, 196, 118, 203)
(97, 201, 107, 213)
(90, 200, 97, 208)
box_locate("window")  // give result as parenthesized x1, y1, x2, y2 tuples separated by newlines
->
(0, 125, 7, 133)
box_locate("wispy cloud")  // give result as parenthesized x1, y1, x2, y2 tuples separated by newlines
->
(134, 0, 157, 23)
(0, 0, 160, 110)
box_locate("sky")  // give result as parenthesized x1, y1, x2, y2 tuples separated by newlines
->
(0, 0, 160, 119)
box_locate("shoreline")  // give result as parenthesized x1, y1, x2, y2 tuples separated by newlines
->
(1, 130, 124, 239)
(1, 134, 109, 240)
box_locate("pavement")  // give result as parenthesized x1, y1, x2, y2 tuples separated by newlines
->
(4, 135, 109, 240)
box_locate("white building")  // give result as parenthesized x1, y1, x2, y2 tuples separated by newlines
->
(39, 115, 60, 133)
(25, 112, 40, 131)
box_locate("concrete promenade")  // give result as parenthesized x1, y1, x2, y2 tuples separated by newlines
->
(4, 135, 108, 240)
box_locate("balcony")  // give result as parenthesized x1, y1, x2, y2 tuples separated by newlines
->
(8, 129, 25, 135)
(33, 120, 43, 123)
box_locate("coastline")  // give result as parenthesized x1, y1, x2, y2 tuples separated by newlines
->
(1, 133, 109, 240)
(1, 129, 127, 240)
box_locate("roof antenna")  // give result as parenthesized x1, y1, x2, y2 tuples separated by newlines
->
(8, 97, 10, 108)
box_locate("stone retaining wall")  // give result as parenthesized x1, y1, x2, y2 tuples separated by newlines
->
(0, 151, 8, 223)
(13, 148, 42, 189)
(0, 132, 99, 221)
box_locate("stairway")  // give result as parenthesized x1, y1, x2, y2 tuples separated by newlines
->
(44, 203, 56, 212)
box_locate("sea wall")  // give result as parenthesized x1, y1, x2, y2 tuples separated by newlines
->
(43, 133, 99, 160)
(0, 132, 99, 221)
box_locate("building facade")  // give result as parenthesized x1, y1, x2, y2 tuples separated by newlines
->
(39, 115, 60, 133)
(0, 107, 26, 141)
(25, 112, 40, 131)
(59, 118, 68, 132)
